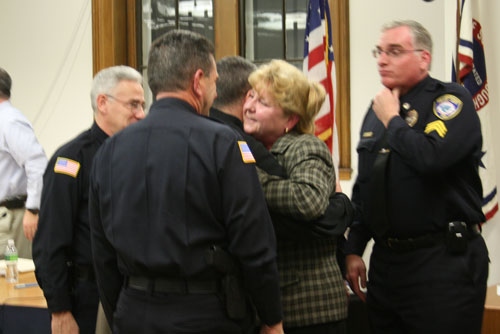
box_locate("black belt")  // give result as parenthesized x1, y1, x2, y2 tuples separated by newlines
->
(0, 195, 27, 209)
(379, 223, 481, 252)
(126, 276, 220, 294)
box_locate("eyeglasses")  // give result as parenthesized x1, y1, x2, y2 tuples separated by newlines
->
(372, 48, 424, 58)
(106, 94, 146, 113)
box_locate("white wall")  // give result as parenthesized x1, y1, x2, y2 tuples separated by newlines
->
(346, 0, 500, 285)
(0, 0, 93, 158)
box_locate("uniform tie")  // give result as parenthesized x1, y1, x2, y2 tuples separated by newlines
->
(368, 131, 391, 237)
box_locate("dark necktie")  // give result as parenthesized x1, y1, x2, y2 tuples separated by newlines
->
(368, 131, 391, 237)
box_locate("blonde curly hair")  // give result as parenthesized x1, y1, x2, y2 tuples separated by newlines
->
(248, 59, 326, 134)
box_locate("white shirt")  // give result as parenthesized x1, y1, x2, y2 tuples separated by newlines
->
(0, 100, 47, 209)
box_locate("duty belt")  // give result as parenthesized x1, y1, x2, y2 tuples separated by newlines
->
(379, 223, 481, 252)
(126, 276, 220, 294)
(0, 195, 27, 209)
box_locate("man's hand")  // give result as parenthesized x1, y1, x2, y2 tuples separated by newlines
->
(260, 321, 284, 334)
(22, 209, 38, 241)
(373, 87, 400, 128)
(345, 254, 367, 302)
(51, 311, 79, 334)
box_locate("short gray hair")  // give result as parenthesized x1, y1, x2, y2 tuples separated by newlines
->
(147, 30, 214, 96)
(90, 65, 143, 113)
(0, 67, 12, 99)
(213, 56, 256, 109)
(382, 20, 433, 55)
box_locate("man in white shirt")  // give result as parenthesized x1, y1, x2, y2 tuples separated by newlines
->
(0, 67, 47, 258)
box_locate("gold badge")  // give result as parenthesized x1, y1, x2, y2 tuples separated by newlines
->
(433, 94, 463, 120)
(405, 109, 418, 127)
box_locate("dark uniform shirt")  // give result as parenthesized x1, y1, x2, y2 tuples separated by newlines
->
(89, 98, 282, 326)
(346, 75, 485, 255)
(33, 122, 108, 312)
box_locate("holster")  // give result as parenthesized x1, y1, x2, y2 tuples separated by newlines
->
(222, 275, 247, 319)
(205, 246, 248, 320)
(446, 221, 469, 254)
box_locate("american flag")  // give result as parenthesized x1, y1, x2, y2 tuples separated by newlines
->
(238, 141, 256, 164)
(453, 0, 498, 221)
(54, 157, 80, 177)
(303, 0, 339, 175)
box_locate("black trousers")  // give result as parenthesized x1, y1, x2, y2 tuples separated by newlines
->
(366, 235, 489, 334)
(70, 280, 100, 334)
(112, 286, 248, 334)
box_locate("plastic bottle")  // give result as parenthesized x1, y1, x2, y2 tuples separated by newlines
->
(5, 239, 18, 283)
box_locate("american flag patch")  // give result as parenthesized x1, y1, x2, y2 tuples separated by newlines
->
(54, 157, 81, 177)
(237, 141, 256, 164)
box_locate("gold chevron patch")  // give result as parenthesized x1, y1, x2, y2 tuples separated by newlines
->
(424, 120, 447, 138)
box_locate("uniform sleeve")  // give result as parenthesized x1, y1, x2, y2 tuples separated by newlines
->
(32, 151, 81, 312)
(258, 136, 334, 220)
(387, 89, 481, 174)
(4, 119, 47, 208)
(343, 179, 372, 256)
(218, 137, 283, 326)
(88, 147, 123, 328)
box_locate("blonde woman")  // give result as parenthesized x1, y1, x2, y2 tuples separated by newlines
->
(243, 59, 348, 334)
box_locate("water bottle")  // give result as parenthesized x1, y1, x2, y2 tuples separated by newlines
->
(5, 239, 18, 283)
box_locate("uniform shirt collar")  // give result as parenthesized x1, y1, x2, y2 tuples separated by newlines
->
(209, 107, 243, 130)
(91, 121, 109, 145)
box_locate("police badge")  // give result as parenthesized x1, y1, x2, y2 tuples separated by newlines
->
(433, 94, 463, 120)
(405, 109, 418, 127)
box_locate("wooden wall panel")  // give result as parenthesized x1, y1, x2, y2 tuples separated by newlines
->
(330, 0, 351, 180)
(214, 0, 239, 59)
(92, 0, 135, 75)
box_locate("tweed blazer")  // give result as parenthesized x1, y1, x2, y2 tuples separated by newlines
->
(257, 132, 348, 328)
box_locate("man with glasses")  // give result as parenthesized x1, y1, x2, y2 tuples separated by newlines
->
(33, 65, 145, 334)
(345, 20, 488, 333)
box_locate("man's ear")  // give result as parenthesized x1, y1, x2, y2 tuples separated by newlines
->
(192, 69, 205, 98)
(96, 94, 108, 114)
(420, 50, 432, 71)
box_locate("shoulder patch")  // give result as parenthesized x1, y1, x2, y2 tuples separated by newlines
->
(54, 157, 81, 177)
(433, 94, 463, 120)
(237, 141, 256, 164)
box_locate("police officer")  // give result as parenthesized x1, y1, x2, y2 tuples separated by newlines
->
(0, 67, 47, 258)
(209, 56, 287, 177)
(33, 66, 145, 334)
(88, 30, 284, 334)
(345, 20, 488, 334)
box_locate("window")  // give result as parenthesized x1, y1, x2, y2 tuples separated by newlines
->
(242, 0, 307, 67)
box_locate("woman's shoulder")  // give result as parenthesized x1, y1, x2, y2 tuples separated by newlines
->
(288, 133, 329, 153)
(274, 133, 331, 161)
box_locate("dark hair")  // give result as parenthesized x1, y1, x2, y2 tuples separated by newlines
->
(147, 30, 215, 96)
(212, 56, 256, 109)
(0, 67, 12, 99)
